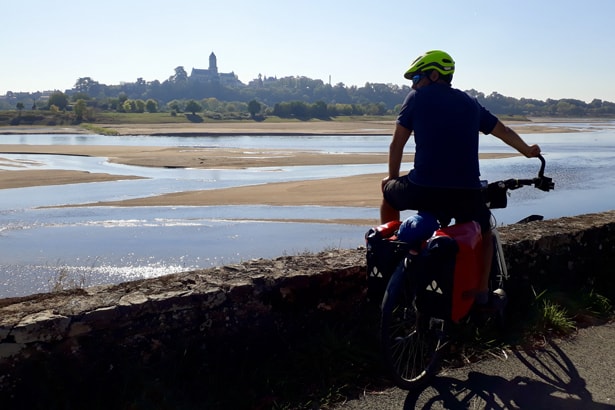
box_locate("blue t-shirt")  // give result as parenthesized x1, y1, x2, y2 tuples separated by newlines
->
(397, 84, 498, 189)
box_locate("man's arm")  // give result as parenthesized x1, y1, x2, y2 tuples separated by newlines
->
(386, 123, 412, 180)
(490, 120, 541, 157)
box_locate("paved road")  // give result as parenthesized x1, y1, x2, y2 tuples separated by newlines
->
(334, 322, 615, 409)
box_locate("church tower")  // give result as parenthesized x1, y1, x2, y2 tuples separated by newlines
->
(209, 52, 218, 75)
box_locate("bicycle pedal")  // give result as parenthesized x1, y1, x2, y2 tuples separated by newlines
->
(470, 289, 508, 325)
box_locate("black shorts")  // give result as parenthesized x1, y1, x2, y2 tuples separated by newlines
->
(383, 175, 492, 232)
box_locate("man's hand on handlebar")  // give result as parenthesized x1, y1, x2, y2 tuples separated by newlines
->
(525, 144, 541, 158)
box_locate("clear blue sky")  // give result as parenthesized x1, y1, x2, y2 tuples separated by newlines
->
(3, 0, 614, 103)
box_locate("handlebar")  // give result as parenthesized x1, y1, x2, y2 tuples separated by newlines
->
(498, 155, 554, 191)
(485, 155, 554, 209)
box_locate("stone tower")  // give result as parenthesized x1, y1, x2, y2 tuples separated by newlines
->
(209, 52, 218, 75)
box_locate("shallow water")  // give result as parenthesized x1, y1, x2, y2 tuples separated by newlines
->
(2, 122, 615, 298)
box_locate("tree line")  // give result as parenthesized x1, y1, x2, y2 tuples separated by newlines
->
(2, 69, 615, 120)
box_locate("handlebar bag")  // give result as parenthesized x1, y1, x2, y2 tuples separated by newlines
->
(486, 182, 508, 209)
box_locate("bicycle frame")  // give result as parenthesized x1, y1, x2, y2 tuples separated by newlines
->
(491, 227, 509, 285)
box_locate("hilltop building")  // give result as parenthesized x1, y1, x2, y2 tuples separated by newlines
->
(190, 52, 243, 87)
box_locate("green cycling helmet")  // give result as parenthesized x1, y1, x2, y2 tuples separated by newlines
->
(404, 50, 455, 79)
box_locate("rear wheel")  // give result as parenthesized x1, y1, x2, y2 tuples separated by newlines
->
(380, 261, 448, 390)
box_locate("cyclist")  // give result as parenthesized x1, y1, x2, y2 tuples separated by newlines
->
(380, 50, 541, 306)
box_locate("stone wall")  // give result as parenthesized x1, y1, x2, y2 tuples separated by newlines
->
(1, 210, 614, 407)
(499, 210, 615, 302)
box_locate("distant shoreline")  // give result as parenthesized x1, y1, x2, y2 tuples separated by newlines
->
(0, 116, 600, 136)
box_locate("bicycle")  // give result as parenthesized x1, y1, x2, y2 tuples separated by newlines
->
(365, 155, 554, 390)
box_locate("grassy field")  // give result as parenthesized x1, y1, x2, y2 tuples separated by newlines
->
(0, 108, 399, 128)
(2, 106, 536, 127)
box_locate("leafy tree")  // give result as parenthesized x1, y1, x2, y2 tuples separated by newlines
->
(134, 99, 146, 113)
(364, 102, 387, 115)
(74, 99, 87, 121)
(291, 101, 310, 119)
(119, 99, 146, 113)
(272, 101, 313, 119)
(330, 103, 353, 116)
(556, 100, 584, 116)
(48, 91, 68, 110)
(167, 100, 182, 113)
(74, 77, 100, 95)
(145, 99, 158, 113)
(247, 99, 261, 118)
(272, 102, 291, 118)
(310, 100, 328, 119)
(171, 66, 188, 83)
(122, 100, 134, 112)
(185, 100, 202, 115)
(201, 97, 222, 112)
(326, 103, 338, 117)
(116, 94, 129, 112)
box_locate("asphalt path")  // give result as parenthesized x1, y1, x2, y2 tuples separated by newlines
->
(334, 322, 615, 409)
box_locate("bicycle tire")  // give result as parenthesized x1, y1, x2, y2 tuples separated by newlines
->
(380, 260, 448, 390)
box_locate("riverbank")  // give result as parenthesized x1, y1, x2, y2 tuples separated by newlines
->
(0, 117, 593, 137)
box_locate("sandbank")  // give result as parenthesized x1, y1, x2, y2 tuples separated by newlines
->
(0, 119, 573, 217)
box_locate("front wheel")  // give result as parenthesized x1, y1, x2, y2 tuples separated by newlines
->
(380, 260, 448, 390)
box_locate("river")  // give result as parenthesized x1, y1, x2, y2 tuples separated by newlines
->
(2, 121, 615, 298)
